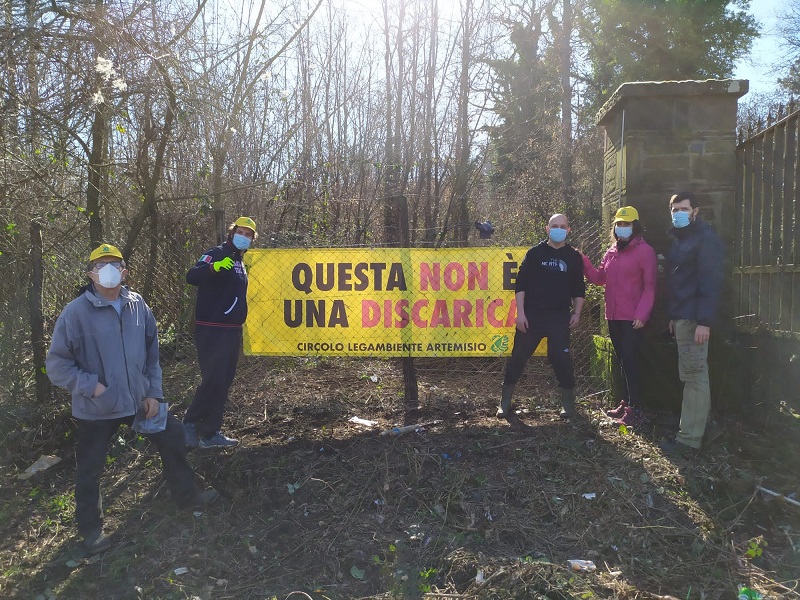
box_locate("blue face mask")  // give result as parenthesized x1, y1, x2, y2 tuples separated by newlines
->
(232, 233, 251, 250)
(548, 227, 568, 243)
(614, 225, 633, 240)
(671, 211, 691, 229)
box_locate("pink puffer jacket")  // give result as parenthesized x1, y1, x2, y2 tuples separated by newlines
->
(583, 236, 657, 322)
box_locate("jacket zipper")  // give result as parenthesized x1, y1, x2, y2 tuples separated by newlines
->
(224, 297, 238, 315)
(118, 302, 134, 413)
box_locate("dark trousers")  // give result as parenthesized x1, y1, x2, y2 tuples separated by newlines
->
(75, 413, 198, 537)
(503, 312, 574, 389)
(184, 324, 242, 438)
(607, 320, 643, 408)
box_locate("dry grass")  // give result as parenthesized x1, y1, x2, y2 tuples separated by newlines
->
(1, 356, 799, 599)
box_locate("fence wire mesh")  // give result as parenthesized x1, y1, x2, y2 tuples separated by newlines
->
(0, 216, 608, 408)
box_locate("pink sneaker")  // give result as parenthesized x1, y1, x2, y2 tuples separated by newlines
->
(606, 400, 628, 418)
(613, 406, 646, 426)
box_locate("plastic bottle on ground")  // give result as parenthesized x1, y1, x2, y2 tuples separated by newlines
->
(567, 559, 596, 573)
(738, 587, 763, 600)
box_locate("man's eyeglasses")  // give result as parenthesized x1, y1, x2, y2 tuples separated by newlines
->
(92, 261, 123, 271)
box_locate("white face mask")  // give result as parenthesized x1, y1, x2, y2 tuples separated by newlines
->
(96, 263, 122, 288)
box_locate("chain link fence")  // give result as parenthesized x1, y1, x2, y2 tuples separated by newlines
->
(0, 214, 608, 412)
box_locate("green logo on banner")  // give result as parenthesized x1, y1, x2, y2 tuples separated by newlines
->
(490, 335, 508, 353)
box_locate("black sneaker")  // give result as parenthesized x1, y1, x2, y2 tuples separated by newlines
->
(559, 407, 576, 419)
(659, 438, 697, 456)
(179, 488, 219, 509)
(83, 530, 112, 555)
(704, 419, 724, 444)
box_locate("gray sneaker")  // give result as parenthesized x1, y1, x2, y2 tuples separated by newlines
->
(199, 431, 239, 449)
(83, 530, 112, 555)
(195, 488, 219, 505)
(183, 422, 199, 449)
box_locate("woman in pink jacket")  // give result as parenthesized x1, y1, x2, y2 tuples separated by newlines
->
(583, 206, 657, 426)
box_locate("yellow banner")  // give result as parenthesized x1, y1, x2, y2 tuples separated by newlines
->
(243, 247, 547, 357)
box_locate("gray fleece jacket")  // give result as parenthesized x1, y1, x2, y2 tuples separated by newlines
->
(46, 286, 163, 420)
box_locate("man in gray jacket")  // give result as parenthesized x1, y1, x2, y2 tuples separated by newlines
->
(47, 244, 218, 555)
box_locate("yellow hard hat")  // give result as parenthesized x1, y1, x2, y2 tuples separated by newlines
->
(234, 216, 257, 232)
(613, 206, 639, 223)
(89, 243, 123, 262)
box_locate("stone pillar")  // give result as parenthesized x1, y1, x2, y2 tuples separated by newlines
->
(595, 80, 748, 411)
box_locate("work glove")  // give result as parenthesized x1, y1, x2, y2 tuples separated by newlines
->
(212, 256, 234, 272)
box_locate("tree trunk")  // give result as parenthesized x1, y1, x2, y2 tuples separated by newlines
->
(87, 106, 107, 248)
(383, 0, 418, 414)
(28, 221, 50, 404)
(212, 146, 227, 244)
(87, 0, 108, 248)
(123, 61, 177, 261)
(560, 0, 573, 206)
(142, 201, 159, 302)
(452, 0, 472, 246)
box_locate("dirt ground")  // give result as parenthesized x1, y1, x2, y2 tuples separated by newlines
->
(1, 355, 800, 599)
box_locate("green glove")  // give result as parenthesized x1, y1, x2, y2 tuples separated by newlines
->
(212, 256, 234, 272)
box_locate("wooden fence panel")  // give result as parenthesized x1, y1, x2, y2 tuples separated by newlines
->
(736, 108, 800, 338)
(795, 114, 800, 267)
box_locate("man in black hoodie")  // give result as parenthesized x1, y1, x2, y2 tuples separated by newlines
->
(183, 217, 257, 449)
(661, 192, 723, 454)
(497, 213, 585, 420)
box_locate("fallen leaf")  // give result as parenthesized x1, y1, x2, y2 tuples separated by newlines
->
(350, 565, 366, 580)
